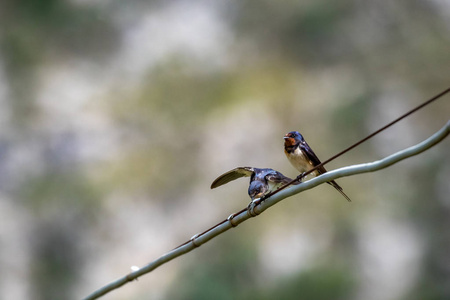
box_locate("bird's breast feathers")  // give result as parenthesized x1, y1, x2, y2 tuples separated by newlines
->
(285, 147, 315, 173)
(267, 180, 282, 191)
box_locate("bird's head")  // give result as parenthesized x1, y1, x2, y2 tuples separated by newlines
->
(248, 180, 267, 200)
(284, 131, 303, 147)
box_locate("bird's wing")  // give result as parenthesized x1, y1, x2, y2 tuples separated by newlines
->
(210, 167, 254, 189)
(299, 140, 328, 173)
(265, 171, 293, 185)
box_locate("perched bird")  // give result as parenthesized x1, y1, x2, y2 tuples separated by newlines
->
(284, 131, 351, 202)
(211, 167, 294, 200)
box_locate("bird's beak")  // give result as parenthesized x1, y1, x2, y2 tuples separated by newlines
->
(283, 136, 289, 140)
(253, 193, 263, 199)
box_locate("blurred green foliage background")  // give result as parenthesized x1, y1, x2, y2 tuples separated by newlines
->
(0, 0, 449, 299)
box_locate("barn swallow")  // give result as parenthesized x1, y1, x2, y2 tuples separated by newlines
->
(211, 167, 295, 200)
(284, 131, 351, 202)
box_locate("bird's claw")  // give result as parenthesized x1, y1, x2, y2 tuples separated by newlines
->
(296, 172, 306, 182)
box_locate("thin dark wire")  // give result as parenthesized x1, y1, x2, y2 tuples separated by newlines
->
(175, 87, 450, 250)
(261, 87, 450, 200)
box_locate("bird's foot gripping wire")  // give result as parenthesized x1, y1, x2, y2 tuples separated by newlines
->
(296, 172, 306, 183)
